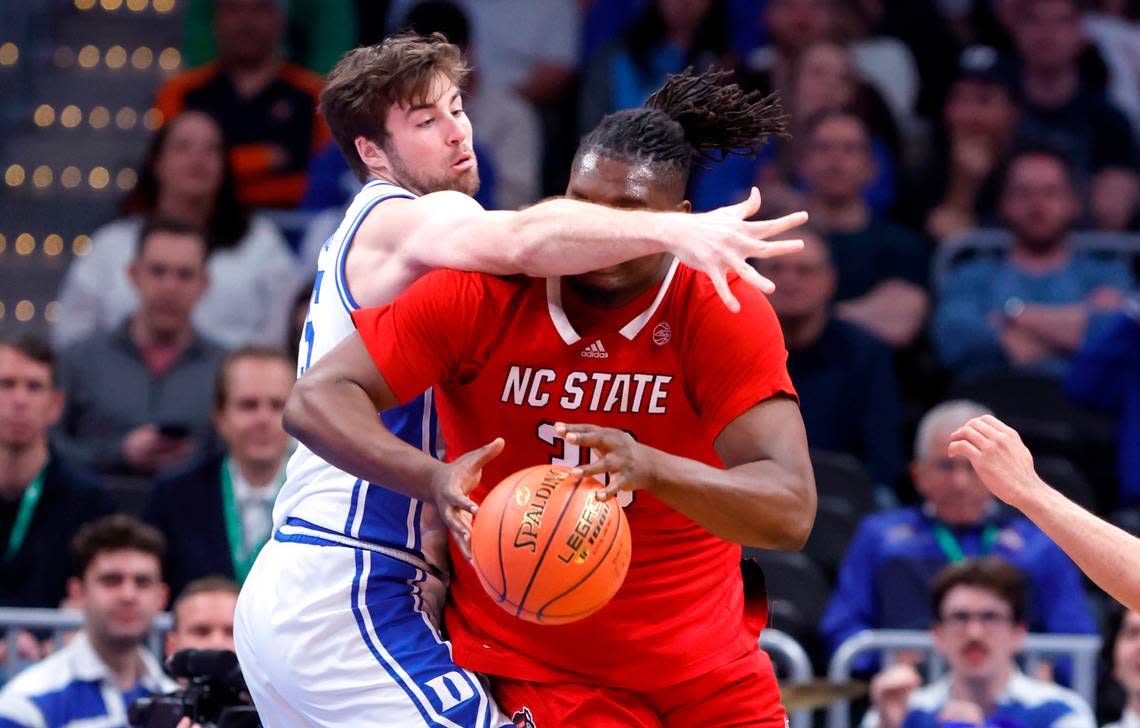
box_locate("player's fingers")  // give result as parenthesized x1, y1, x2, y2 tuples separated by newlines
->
(443, 510, 473, 560)
(709, 270, 741, 313)
(953, 423, 990, 453)
(563, 428, 614, 450)
(715, 186, 762, 220)
(733, 260, 775, 295)
(947, 439, 981, 462)
(747, 239, 804, 259)
(467, 437, 505, 469)
(971, 417, 1004, 441)
(979, 414, 1016, 436)
(745, 210, 809, 240)
(571, 455, 617, 479)
(555, 422, 602, 438)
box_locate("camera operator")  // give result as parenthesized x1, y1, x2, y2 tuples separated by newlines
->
(165, 577, 239, 659)
(0, 515, 176, 727)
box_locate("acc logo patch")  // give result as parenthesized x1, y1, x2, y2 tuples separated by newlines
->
(652, 322, 671, 345)
(512, 707, 537, 728)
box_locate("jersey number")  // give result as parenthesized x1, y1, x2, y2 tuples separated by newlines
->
(536, 422, 634, 508)
(298, 270, 325, 375)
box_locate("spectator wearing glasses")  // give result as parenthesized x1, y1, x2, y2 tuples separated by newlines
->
(865, 558, 1095, 728)
(821, 401, 1096, 673)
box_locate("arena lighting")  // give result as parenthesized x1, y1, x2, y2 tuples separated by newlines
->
(116, 107, 138, 129)
(34, 105, 55, 127)
(78, 44, 99, 68)
(15, 301, 35, 323)
(32, 166, 53, 188)
(88, 166, 110, 190)
(101, 0, 123, 10)
(154, 0, 175, 12)
(159, 47, 181, 70)
(105, 45, 127, 69)
(131, 47, 152, 69)
(127, 0, 149, 11)
(43, 235, 64, 257)
(60, 105, 82, 128)
(0, 234, 6, 254)
(0, 302, 5, 320)
(116, 168, 138, 190)
(5, 164, 26, 187)
(44, 302, 61, 322)
(89, 106, 111, 128)
(15, 234, 34, 255)
(60, 166, 82, 188)
(0, 43, 18, 66)
(54, 46, 76, 68)
(75, 0, 97, 10)
(72, 235, 92, 256)
(143, 107, 163, 129)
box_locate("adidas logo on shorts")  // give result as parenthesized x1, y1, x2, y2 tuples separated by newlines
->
(580, 340, 609, 359)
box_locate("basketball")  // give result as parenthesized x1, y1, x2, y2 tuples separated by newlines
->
(470, 464, 632, 625)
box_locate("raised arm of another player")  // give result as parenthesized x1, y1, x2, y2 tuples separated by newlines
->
(948, 414, 1140, 612)
(557, 394, 816, 549)
(350, 187, 806, 312)
(283, 332, 501, 558)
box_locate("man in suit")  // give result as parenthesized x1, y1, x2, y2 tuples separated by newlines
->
(144, 346, 293, 597)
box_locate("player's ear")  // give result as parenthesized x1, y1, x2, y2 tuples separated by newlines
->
(355, 136, 388, 176)
(676, 199, 692, 213)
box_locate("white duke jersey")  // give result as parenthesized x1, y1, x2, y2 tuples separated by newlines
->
(273, 179, 449, 578)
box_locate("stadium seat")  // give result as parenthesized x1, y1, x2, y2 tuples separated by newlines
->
(742, 548, 832, 663)
(809, 450, 875, 520)
(803, 498, 861, 581)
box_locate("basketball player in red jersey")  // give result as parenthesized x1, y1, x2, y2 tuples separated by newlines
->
(284, 69, 817, 727)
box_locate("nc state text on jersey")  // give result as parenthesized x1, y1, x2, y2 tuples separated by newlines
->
(500, 365, 673, 414)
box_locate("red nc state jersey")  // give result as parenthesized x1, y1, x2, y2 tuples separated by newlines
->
(352, 258, 796, 691)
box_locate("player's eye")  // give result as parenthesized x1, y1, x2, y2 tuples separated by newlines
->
(451, 109, 465, 118)
(417, 117, 434, 128)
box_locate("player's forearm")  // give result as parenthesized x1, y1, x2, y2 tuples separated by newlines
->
(1015, 481, 1140, 612)
(284, 377, 444, 501)
(440, 198, 675, 277)
(650, 452, 816, 549)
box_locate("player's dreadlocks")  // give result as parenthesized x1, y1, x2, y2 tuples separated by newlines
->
(577, 67, 786, 184)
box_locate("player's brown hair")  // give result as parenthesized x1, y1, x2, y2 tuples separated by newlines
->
(72, 515, 166, 579)
(930, 557, 1027, 625)
(320, 33, 469, 181)
(212, 345, 293, 412)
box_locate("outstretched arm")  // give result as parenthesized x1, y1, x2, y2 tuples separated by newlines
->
(351, 187, 806, 312)
(557, 394, 816, 549)
(948, 414, 1140, 611)
(284, 333, 501, 558)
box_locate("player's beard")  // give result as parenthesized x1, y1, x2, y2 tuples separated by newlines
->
(386, 144, 480, 198)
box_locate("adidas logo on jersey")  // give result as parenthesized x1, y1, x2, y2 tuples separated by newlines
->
(580, 340, 609, 359)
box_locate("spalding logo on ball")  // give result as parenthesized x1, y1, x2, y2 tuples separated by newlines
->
(470, 464, 632, 625)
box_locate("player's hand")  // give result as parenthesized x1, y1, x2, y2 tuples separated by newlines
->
(673, 188, 807, 312)
(870, 663, 922, 728)
(554, 423, 662, 501)
(947, 415, 1044, 509)
(431, 437, 504, 560)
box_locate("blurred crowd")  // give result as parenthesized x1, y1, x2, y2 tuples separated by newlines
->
(2, 0, 1140, 725)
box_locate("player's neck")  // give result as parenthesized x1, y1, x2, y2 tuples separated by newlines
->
(0, 440, 48, 499)
(781, 308, 829, 350)
(87, 629, 145, 692)
(156, 190, 213, 230)
(809, 197, 868, 233)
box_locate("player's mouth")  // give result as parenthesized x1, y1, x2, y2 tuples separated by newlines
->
(961, 644, 989, 664)
(452, 154, 474, 171)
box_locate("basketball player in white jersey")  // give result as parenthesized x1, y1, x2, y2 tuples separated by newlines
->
(233, 33, 806, 727)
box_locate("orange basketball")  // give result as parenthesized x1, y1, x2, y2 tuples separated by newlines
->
(470, 464, 632, 625)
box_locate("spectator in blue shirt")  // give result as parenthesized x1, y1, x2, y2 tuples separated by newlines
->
(864, 559, 1095, 728)
(821, 400, 1097, 673)
(932, 145, 1134, 380)
(0, 516, 176, 728)
(1064, 300, 1140, 507)
(755, 225, 905, 492)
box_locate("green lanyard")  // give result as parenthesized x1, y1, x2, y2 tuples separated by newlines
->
(5, 466, 47, 562)
(220, 458, 279, 584)
(933, 523, 1000, 563)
